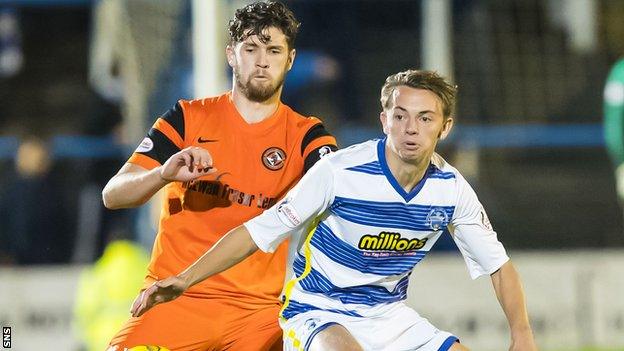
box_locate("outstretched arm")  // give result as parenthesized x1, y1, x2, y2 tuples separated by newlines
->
(131, 224, 258, 317)
(491, 260, 537, 351)
(131, 156, 336, 317)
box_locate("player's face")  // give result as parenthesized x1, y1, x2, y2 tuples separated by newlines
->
(380, 86, 453, 164)
(227, 27, 295, 102)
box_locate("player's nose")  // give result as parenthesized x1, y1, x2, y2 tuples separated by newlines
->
(405, 117, 418, 134)
(256, 51, 269, 69)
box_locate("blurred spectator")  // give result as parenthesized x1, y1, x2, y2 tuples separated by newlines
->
(0, 6, 23, 78)
(604, 58, 624, 210)
(282, 50, 340, 95)
(73, 240, 149, 351)
(72, 88, 132, 263)
(280, 49, 341, 125)
(0, 137, 71, 264)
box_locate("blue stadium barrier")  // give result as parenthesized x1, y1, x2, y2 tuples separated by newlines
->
(337, 123, 604, 149)
(0, 135, 126, 160)
(0, 136, 19, 159)
(452, 123, 604, 148)
(50, 135, 126, 159)
(0, 123, 606, 160)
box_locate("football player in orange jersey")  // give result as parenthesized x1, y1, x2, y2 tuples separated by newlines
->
(102, 2, 337, 350)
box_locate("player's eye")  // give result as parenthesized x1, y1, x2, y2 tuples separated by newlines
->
(395, 114, 404, 120)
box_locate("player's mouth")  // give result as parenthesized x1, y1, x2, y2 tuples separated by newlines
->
(404, 141, 419, 150)
(252, 72, 270, 80)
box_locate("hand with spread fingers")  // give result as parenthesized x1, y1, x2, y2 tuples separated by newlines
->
(159, 146, 217, 183)
(130, 276, 189, 317)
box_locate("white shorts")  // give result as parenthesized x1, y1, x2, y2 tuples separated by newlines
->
(280, 302, 457, 351)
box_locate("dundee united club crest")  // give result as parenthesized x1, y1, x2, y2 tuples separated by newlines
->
(262, 147, 287, 171)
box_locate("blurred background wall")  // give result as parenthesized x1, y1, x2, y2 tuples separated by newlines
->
(0, 0, 623, 350)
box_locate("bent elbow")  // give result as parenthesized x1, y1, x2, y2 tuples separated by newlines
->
(102, 184, 130, 209)
(102, 185, 145, 209)
(102, 187, 118, 209)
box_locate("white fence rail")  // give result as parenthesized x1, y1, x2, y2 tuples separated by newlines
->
(0, 251, 623, 350)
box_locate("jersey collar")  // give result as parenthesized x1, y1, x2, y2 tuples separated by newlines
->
(225, 92, 285, 135)
(376, 138, 431, 202)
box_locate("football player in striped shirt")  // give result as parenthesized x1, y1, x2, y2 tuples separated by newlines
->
(131, 70, 537, 351)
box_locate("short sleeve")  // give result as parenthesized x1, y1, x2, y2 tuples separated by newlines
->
(300, 122, 338, 173)
(127, 102, 185, 169)
(448, 174, 509, 279)
(245, 157, 335, 253)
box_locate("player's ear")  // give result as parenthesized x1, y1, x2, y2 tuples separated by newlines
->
(226, 45, 235, 68)
(380, 111, 389, 135)
(286, 49, 296, 71)
(438, 116, 454, 140)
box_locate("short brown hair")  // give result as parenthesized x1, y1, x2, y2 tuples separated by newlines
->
(380, 70, 457, 119)
(228, 1, 300, 49)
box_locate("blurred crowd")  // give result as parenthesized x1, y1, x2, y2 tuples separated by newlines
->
(1, 0, 624, 267)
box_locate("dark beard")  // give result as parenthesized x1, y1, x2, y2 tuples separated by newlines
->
(234, 68, 286, 102)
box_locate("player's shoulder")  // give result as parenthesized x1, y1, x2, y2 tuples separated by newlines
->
(172, 93, 232, 133)
(281, 103, 328, 131)
(324, 139, 379, 169)
(431, 153, 460, 175)
(606, 59, 624, 84)
(430, 153, 455, 172)
(430, 153, 469, 186)
(177, 92, 229, 113)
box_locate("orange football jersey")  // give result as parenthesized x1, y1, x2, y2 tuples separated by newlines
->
(127, 92, 336, 305)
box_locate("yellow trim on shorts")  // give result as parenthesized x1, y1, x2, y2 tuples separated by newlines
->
(279, 219, 319, 322)
(285, 328, 304, 351)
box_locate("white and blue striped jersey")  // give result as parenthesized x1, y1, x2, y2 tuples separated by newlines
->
(245, 138, 509, 320)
